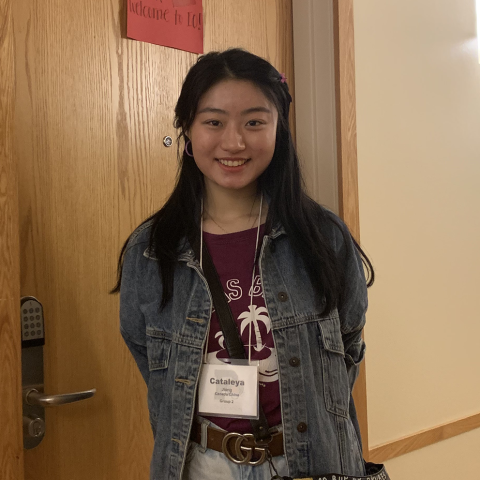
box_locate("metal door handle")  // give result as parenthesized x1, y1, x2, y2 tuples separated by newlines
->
(24, 388, 96, 407)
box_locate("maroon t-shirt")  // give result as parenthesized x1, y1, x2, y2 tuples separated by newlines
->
(202, 225, 282, 432)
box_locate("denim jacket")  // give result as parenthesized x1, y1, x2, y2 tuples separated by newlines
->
(119, 211, 368, 480)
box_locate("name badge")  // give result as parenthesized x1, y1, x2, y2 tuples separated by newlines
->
(197, 362, 259, 419)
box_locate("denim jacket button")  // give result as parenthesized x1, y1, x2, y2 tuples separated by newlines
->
(277, 292, 288, 302)
(297, 422, 307, 433)
(289, 357, 300, 367)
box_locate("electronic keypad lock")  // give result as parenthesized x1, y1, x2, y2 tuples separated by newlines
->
(21, 296, 96, 449)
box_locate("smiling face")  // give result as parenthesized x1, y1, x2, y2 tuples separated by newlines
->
(188, 79, 278, 197)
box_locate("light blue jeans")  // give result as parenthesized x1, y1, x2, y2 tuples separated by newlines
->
(182, 420, 288, 480)
(182, 443, 288, 480)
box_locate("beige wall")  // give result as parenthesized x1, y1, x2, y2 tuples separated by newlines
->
(354, 0, 480, 475)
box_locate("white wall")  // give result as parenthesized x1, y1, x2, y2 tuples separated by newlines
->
(353, 0, 480, 476)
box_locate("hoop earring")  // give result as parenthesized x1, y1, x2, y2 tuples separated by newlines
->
(184, 140, 194, 157)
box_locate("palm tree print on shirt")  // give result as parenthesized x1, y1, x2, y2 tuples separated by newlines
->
(206, 300, 279, 383)
(239, 305, 269, 352)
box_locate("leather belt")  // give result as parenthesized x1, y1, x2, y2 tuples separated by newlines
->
(190, 422, 284, 466)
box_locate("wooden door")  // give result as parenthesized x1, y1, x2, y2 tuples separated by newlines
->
(8, 1, 294, 479)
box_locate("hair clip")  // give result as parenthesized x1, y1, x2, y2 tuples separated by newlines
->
(280, 73, 287, 84)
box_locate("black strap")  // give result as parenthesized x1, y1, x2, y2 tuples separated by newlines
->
(282, 462, 390, 480)
(191, 234, 272, 442)
(201, 242, 245, 359)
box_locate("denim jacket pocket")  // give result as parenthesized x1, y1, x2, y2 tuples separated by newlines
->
(318, 317, 349, 418)
(146, 328, 172, 371)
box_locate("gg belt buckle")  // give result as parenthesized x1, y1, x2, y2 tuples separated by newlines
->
(221, 432, 267, 466)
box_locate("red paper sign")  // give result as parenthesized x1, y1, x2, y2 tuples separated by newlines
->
(127, 0, 203, 54)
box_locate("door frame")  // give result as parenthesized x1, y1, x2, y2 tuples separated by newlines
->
(292, 0, 369, 457)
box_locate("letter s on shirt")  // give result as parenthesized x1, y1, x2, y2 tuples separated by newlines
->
(226, 279, 242, 303)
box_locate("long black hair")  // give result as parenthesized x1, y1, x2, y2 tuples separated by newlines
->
(112, 48, 374, 313)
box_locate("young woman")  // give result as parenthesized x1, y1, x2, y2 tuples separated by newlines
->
(114, 49, 374, 480)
